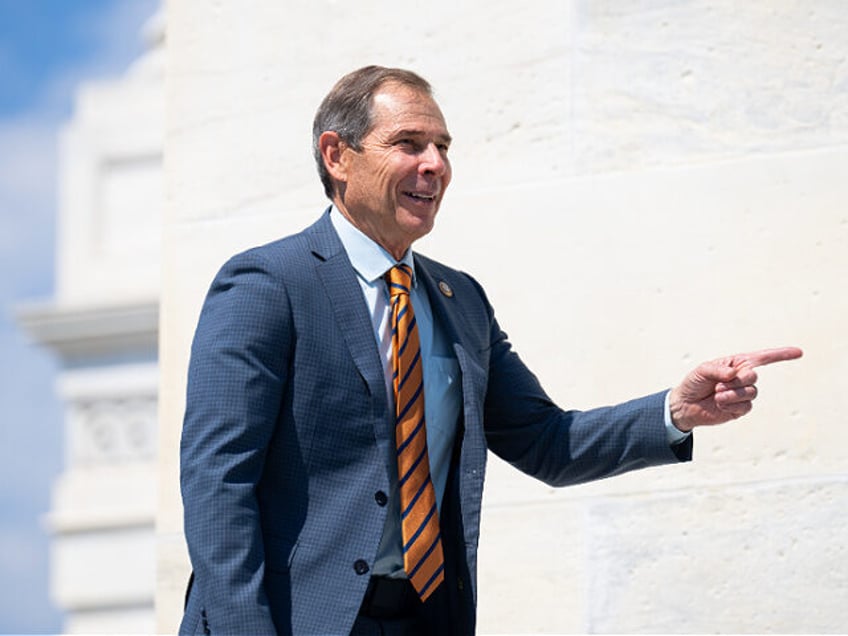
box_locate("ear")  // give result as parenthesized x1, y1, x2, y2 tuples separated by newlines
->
(319, 131, 349, 184)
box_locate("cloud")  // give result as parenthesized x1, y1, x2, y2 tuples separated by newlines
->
(0, 521, 56, 633)
(0, 100, 63, 296)
(0, 116, 58, 301)
(77, 0, 160, 64)
(27, 0, 160, 120)
(0, 115, 58, 208)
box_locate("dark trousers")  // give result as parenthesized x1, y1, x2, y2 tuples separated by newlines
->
(352, 576, 452, 635)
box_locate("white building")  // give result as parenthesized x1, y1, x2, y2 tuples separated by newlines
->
(17, 10, 164, 634)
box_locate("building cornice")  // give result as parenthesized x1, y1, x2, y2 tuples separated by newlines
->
(16, 299, 159, 361)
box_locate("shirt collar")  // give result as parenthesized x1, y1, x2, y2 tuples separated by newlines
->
(330, 205, 416, 286)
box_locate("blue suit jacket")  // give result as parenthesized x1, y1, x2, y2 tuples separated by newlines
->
(180, 210, 691, 635)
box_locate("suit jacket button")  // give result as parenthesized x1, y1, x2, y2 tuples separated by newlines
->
(374, 490, 388, 506)
(354, 559, 370, 575)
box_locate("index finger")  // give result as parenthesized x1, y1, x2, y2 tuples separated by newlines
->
(737, 346, 803, 368)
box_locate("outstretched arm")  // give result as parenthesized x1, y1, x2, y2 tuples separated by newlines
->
(669, 347, 803, 432)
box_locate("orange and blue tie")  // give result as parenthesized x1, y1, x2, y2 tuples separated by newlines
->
(386, 264, 444, 602)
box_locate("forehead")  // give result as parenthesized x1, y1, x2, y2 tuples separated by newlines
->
(368, 83, 451, 140)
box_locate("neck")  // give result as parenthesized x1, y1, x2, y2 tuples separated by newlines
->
(332, 198, 411, 261)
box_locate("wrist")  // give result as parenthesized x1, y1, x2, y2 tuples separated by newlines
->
(668, 387, 695, 433)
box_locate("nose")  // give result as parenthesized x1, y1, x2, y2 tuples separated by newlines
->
(419, 143, 448, 177)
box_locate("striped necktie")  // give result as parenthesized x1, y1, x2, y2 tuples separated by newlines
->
(386, 264, 445, 602)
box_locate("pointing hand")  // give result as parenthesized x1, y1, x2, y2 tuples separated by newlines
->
(668, 347, 803, 432)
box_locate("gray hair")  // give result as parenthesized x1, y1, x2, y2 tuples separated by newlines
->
(312, 66, 432, 198)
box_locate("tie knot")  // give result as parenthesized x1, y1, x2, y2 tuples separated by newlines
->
(385, 264, 413, 299)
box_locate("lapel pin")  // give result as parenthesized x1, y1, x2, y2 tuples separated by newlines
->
(438, 280, 454, 298)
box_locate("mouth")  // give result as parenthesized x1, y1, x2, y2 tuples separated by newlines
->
(402, 191, 437, 203)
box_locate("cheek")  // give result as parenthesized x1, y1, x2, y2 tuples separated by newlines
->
(443, 164, 453, 190)
(374, 164, 399, 195)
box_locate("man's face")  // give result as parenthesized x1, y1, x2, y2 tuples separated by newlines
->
(335, 82, 452, 259)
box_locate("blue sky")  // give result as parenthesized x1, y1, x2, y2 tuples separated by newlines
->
(0, 1, 157, 631)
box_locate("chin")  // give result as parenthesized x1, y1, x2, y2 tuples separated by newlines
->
(400, 213, 437, 242)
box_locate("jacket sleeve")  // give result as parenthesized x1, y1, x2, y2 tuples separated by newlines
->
(180, 248, 292, 635)
(479, 294, 691, 487)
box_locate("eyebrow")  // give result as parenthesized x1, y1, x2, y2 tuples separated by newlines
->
(392, 128, 453, 145)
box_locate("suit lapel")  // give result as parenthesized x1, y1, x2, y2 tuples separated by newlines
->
(307, 212, 388, 408)
(415, 255, 489, 547)
(415, 257, 487, 407)
(415, 259, 462, 346)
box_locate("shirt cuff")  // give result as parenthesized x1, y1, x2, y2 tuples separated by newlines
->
(664, 389, 691, 446)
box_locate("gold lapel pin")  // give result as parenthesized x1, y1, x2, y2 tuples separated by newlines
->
(438, 280, 454, 298)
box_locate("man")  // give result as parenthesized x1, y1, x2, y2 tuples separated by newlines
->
(179, 66, 801, 635)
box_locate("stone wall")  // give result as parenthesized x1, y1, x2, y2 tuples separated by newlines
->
(158, 1, 848, 632)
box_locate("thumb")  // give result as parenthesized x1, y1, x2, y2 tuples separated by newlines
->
(694, 360, 739, 384)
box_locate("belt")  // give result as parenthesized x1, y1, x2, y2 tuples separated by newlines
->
(359, 576, 421, 620)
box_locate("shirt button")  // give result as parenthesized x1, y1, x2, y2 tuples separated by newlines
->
(374, 490, 388, 506)
(353, 559, 370, 575)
